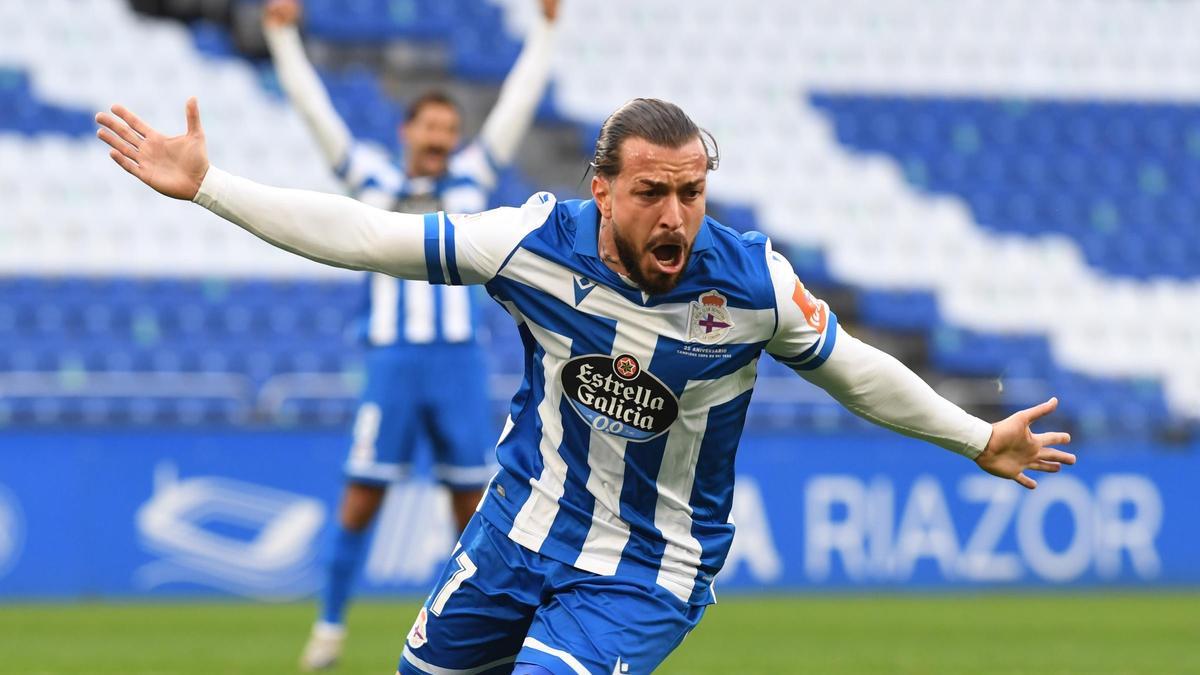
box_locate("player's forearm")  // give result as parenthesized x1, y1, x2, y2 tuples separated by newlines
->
(803, 331, 993, 458)
(193, 166, 426, 278)
(264, 24, 352, 168)
(479, 17, 557, 167)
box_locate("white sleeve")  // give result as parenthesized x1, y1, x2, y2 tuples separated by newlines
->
(193, 166, 556, 284)
(764, 243, 993, 458)
(264, 24, 353, 170)
(443, 191, 559, 284)
(472, 17, 557, 177)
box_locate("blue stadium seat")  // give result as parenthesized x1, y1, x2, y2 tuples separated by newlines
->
(811, 93, 1200, 280)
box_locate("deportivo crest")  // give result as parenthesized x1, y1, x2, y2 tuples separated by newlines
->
(407, 607, 429, 649)
(688, 290, 734, 344)
(560, 354, 680, 442)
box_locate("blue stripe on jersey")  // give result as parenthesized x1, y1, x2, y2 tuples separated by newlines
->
(423, 213, 446, 285)
(444, 216, 463, 285)
(491, 337, 549, 520)
(688, 388, 755, 604)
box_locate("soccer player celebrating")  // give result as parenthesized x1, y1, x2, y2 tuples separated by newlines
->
(96, 96, 1075, 675)
(260, 0, 558, 669)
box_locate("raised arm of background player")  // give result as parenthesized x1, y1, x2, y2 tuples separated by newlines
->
(93, 99, 1075, 490)
(262, 0, 559, 191)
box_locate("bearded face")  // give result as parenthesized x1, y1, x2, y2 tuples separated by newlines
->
(592, 136, 708, 295)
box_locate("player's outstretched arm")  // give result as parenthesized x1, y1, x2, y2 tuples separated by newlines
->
(475, 0, 559, 169)
(95, 99, 426, 276)
(763, 243, 1074, 489)
(975, 397, 1074, 489)
(262, 0, 353, 170)
(96, 99, 557, 281)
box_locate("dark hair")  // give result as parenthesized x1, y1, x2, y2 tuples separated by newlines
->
(589, 98, 719, 178)
(406, 90, 461, 123)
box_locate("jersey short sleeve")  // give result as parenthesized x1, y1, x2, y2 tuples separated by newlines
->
(764, 241, 839, 371)
(423, 191, 558, 286)
(448, 140, 499, 192)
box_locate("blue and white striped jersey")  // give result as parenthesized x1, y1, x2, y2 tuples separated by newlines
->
(420, 193, 838, 605)
(336, 141, 498, 346)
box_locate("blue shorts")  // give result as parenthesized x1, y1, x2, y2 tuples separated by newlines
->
(344, 344, 496, 490)
(398, 516, 706, 675)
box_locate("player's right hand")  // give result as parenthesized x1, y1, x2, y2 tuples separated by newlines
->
(263, 0, 302, 29)
(95, 98, 210, 201)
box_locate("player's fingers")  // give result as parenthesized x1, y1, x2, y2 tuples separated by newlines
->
(1035, 431, 1071, 447)
(109, 148, 144, 180)
(94, 112, 143, 148)
(1029, 460, 1061, 473)
(111, 104, 154, 138)
(185, 97, 202, 136)
(1039, 448, 1076, 465)
(96, 127, 140, 161)
(1021, 396, 1059, 423)
(1015, 473, 1038, 490)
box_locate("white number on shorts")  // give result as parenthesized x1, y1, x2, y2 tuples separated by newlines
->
(429, 551, 477, 617)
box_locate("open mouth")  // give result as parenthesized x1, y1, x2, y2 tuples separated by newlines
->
(649, 243, 685, 275)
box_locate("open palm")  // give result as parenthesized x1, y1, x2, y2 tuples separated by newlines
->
(95, 98, 210, 201)
(976, 397, 1075, 489)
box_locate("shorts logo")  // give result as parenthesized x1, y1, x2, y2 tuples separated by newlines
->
(407, 607, 429, 649)
(791, 280, 827, 332)
(688, 290, 734, 344)
(560, 354, 679, 442)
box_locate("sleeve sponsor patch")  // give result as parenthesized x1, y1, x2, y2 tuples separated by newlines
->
(792, 279, 827, 333)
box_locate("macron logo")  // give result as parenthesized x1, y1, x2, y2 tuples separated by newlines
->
(612, 657, 630, 674)
(573, 276, 596, 306)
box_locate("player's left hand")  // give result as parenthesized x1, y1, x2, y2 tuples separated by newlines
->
(541, 0, 559, 22)
(975, 397, 1075, 490)
(95, 98, 210, 201)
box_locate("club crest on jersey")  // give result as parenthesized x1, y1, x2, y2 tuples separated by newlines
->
(688, 290, 734, 344)
(560, 354, 680, 442)
(407, 607, 429, 649)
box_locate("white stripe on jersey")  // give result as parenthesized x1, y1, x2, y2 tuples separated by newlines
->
(368, 273, 399, 345)
(653, 359, 759, 603)
(403, 280, 436, 343)
(441, 286, 473, 342)
(573, 323, 645, 575)
(508, 317, 573, 552)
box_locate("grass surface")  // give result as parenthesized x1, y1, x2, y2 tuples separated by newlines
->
(0, 593, 1197, 674)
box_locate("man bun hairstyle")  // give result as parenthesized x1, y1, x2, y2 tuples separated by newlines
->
(406, 90, 461, 123)
(589, 98, 719, 178)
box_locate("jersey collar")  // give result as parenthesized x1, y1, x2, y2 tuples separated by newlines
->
(573, 200, 715, 259)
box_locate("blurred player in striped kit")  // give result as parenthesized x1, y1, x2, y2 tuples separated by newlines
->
(260, 0, 560, 668)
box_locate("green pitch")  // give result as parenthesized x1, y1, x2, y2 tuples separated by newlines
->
(1, 593, 1196, 674)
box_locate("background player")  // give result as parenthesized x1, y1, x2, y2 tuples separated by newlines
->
(261, 0, 560, 668)
(95, 97, 1075, 674)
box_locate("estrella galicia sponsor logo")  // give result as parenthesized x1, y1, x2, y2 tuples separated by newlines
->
(560, 353, 679, 441)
